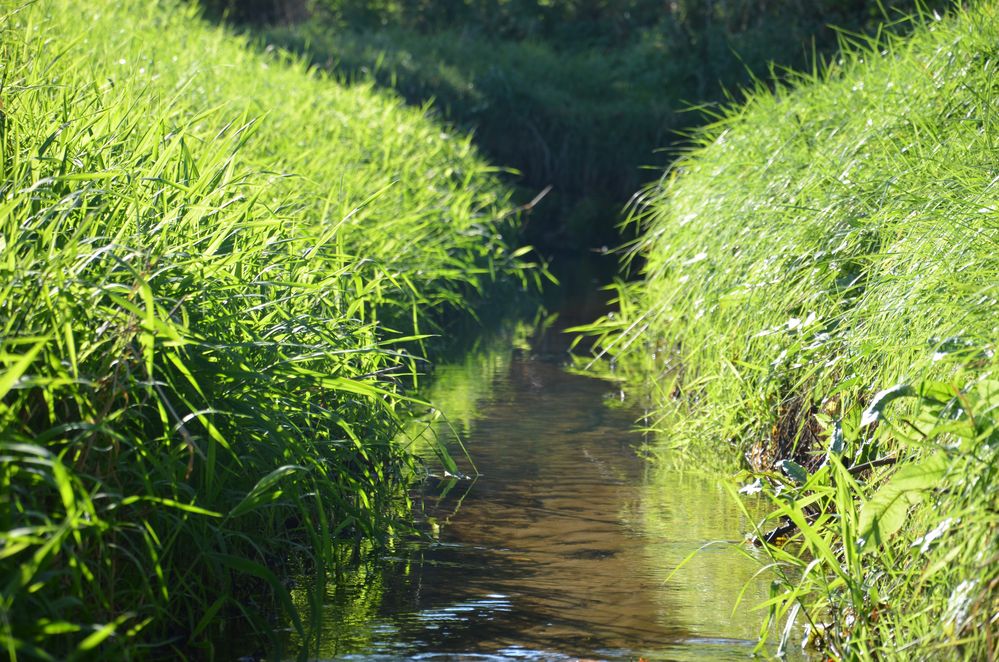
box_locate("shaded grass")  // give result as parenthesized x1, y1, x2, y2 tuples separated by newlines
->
(258, 0, 944, 251)
(584, 3, 999, 657)
(0, 0, 532, 657)
(259, 22, 680, 250)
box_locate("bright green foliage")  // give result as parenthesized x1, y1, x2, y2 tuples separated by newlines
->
(587, 3, 998, 657)
(856, 450, 947, 549)
(738, 378, 998, 658)
(0, 0, 529, 657)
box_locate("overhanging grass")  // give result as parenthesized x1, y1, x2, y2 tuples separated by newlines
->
(586, 3, 998, 656)
(0, 0, 530, 657)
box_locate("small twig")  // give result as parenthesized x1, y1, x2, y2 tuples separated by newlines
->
(847, 454, 898, 475)
(759, 519, 798, 545)
(499, 184, 552, 222)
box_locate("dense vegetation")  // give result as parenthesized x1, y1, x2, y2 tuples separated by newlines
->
(586, 4, 998, 657)
(0, 0, 531, 657)
(218, 0, 941, 250)
(5, 0, 996, 657)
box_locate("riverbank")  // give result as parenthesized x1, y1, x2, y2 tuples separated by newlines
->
(253, 0, 939, 252)
(589, 4, 998, 657)
(0, 0, 530, 657)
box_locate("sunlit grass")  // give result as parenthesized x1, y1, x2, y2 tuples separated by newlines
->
(0, 0, 532, 657)
(585, 3, 998, 657)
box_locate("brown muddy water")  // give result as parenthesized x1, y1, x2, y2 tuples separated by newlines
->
(288, 260, 776, 661)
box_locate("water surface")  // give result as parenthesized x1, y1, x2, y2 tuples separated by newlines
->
(293, 281, 775, 660)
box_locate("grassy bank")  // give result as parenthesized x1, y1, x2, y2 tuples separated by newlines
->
(256, 0, 939, 252)
(0, 0, 530, 657)
(587, 4, 998, 657)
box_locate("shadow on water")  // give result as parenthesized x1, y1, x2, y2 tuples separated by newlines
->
(282, 255, 783, 661)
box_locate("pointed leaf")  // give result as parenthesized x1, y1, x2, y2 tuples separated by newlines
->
(861, 384, 916, 427)
(227, 465, 305, 519)
(0, 338, 49, 401)
(828, 420, 845, 458)
(778, 459, 809, 484)
(858, 453, 950, 551)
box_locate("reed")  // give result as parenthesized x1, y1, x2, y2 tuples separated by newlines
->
(0, 0, 531, 657)
(584, 3, 999, 656)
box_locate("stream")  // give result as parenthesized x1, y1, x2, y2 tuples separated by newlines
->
(288, 258, 774, 661)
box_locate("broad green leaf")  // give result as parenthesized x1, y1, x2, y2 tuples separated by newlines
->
(120, 496, 221, 517)
(38, 621, 81, 635)
(917, 380, 956, 405)
(0, 338, 49, 401)
(858, 453, 950, 551)
(509, 245, 535, 259)
(778, 459, 809, 484)
(191, 596, 227, 638)
(70, 614, 131, 657)
(860, 384, 915, 428)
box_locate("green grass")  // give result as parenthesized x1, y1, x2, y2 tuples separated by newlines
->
(0, 0, 533, 657)
(584, 3, 999, 657)
(260, 22, 679, 250)
(258, 1, 939, 252)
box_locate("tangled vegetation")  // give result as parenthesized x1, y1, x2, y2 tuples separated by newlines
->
(0, 0, 532, 657)
(586, 3, 998, 657)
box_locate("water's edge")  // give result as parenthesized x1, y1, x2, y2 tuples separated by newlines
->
(274, 257, 778, 660)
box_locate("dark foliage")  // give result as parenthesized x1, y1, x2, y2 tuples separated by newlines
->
(208, 0, 949, 252)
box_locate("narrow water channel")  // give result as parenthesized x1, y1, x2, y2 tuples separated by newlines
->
(293, 259, 773, 661)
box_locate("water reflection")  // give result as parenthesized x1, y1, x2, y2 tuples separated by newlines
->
(290, 312, 779, 661)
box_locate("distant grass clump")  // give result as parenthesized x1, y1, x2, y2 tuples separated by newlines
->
(260, 23, 680, 249)
(0, 0, 529, 657)
(588, 4, 998, 657)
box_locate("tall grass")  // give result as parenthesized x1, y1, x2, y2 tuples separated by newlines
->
(258, 0, 943, 251)
(585, 3, 998, 656)
(0, 0, 531, 657)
